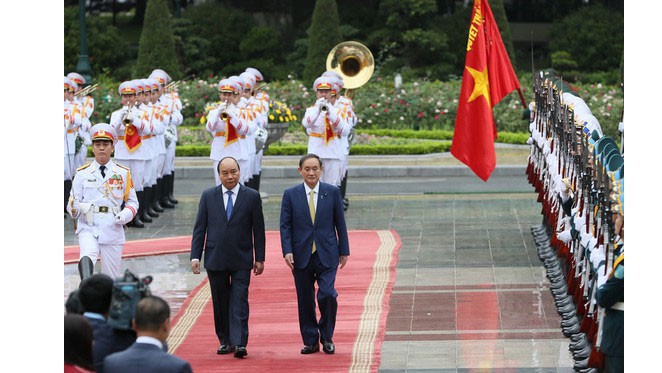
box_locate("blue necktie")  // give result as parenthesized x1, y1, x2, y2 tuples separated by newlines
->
(226, 190, 233, 220)
(99, 165, 106, 178)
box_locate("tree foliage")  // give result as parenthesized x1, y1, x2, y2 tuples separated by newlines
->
(64, 7, 131, 79)
(134, 0, 181, 79)
(549, 4, 623, 74)
(302, 0, 342, 83)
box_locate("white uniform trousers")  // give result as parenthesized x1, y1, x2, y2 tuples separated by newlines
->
(78, 231, 123, 279)
(164, 142, 176, 175)
(321, 158, 342, 186)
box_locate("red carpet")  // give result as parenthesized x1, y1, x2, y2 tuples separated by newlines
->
(166, 230, 401, 373)
(64, 235, 192, 264)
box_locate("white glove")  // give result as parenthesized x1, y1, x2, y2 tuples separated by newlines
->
(114, 209, 134, 225)
(557, 229, 573, 243)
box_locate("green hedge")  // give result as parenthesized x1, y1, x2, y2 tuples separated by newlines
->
(175, 141, 452, 157)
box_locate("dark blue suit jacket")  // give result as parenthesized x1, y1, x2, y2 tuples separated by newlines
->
(280, 182, 349, 269)
(103, 342, 192, 373)
(86, 315, 136, 373)
(191, 184, 266, 270)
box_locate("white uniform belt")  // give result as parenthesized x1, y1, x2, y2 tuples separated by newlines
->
(611, 302, 624, 311)
(93, 206, 120, 214)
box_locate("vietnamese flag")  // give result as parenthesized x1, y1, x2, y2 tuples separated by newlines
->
(124, 124, 142, 153)
(451, 0, 521, 181)
(224, 119, 239, 147)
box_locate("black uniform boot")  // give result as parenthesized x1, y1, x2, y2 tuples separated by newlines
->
(78, 256, 94, 281)
(158, 178, 175, 208)
(150, 185, 164, 213)
(340, 171, 349, 211)
(137, 190, 152, 223)
(167, 172, 178, 204)
(253, 172, 261, 192)
(143, 187, 160, 218)
(64, 179, 73, 216)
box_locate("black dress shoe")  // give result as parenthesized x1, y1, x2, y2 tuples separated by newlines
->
(217, 345, 235, 354)
(301, 344, 320, 354)
(234, 346, 247, 358)
(322, 340, 335, 354)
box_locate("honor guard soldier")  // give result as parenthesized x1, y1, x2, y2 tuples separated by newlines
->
(65, 77, 83, 216)
(67, 123, 139, 281)
(240, 71, 268, 191)
(135, 78, 165, 220)
(323, 72, 356, 210)
(68, 74, 92, 170)
(150, 69, 183, 207)
(147, 78, 175, 211)
(229, 75, 257, 186)
(68, 72, 94, 171)
(110, 81, 152, 227)
(302, 76, 349, 187)
(240, 67, 270, 191)
(206, 78, 249, 186)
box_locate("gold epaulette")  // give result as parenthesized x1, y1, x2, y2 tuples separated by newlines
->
(77, 163, 92, 171)
(115, 162, 130, 171)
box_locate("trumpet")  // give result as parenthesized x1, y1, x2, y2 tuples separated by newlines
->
(75, 83, 99, 97)
(318, 99, 329, 112)
(164, 80, 179, 92)
(122, 103, 135, 125)
(218, 100, 230, 121)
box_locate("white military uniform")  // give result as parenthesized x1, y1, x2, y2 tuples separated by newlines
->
(67, 158, 138, 278)
(302, 77, 349, 186)
(207, 79, 249, 185)
(110, 83, 152, 193)
(64, 98, 83, 181)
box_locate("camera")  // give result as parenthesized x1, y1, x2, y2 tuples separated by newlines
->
(107, 269, 153, 330)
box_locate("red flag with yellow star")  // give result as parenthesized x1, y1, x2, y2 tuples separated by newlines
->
(451, 0, 521, 181)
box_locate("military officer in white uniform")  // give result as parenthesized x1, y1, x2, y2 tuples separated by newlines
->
(67, 123, 139, 281)
(244, 68, 270, 190)
(150, 69, 183, 207)
(68, 72, 94, 170)
(302, 76, 349, 187)
(206, 78, 249, 186)
(65, 77, 83, 216)
(110, 80, 152, 227)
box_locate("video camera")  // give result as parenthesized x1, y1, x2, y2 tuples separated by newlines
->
(107, 269, 153, 330)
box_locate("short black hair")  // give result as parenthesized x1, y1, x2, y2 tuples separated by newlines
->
(134, 296, 170, 332)
(65, 289, 85, 315)
(78, 274, 114, 314)
(299, 153, 323, 168)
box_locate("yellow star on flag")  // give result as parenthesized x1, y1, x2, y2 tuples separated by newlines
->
(466, 66, 491, 107)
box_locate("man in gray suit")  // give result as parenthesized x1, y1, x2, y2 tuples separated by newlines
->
(190, 156, 266, 358)
(103, 296, 192, 373)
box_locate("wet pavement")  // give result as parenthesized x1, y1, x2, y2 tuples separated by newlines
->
(64, 147, 576, 372)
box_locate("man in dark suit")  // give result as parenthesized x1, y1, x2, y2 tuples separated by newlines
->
(190, 156, 266, 358)
(77, 274, 136, 373)
(280, 153, 350, 355)
(103, 296, 192, 373)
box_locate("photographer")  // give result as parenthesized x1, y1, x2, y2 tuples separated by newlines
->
(77, 274, 136, 373)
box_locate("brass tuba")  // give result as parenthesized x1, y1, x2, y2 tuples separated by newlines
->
(326, 41, 374, 99)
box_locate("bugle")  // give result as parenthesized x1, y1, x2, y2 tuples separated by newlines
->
(164, 81, 179, 92)
(75, 83, 99, 97)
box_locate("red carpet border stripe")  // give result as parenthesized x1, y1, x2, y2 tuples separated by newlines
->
(349, 230, 399, 372)
(167, 280, 211, 352)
